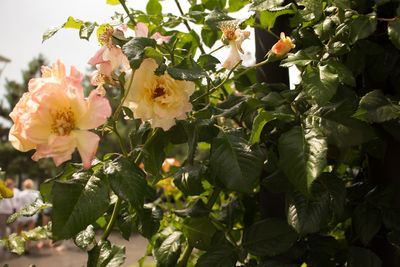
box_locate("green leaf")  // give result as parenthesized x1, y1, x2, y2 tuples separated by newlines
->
(258, 4, 296, 29)
(353, 203, 382, 245)
(146, 0, 162, 15)
(218, 196, 240, 228)
(305, 96, 375, 147)
(197, 54, 220, 71)
(250, 109, 275, 144)
(314, 16, 336, 41)
(332, 0, 351, 9)
(249, 0, 285, 11)
(278, 126, 327, 196)
(195, 233, 238, 267)
(74, 225, 95, 251)
(297, 0, 323, 22)
(227, 0, 249, 12)
(105, 157, 153, 209)
(135, 204, 163, 239)
(7, 233, 25, 255)
(280, 46, 322, 68)
(202, 0, 226, 11)
(175, 199, 210, 217)
(204, 9, 234, 29)
(88, 240, 126, 267)
(183, 216, 217, 250)
(210, 131, 264, 193)
(64, 16, 84, 29)
(388, 20, 400, 50)
(51, 172, 110, 240)
(302, 65, 339, 106)
(311, 173, 346, 218)
(358, 90, 400, 123)
(350, 15, 377, 44)
(22, 226, 49, 241)
(117, 204, 135, 240)
(7, 198, 50, 224)
(201, 26, 221, 48)
(122, 37, 157, 70)
(42, 25, 63, 43)
(143, 128, 166, 176)
(154, 231, 183, 267)
(40, 163, 79, 202)
(167, 59, 205, 81)
(286, 189, 330, 234)
(348, 246, 382, 267)
(242, 218, 298, 256)
(173, 163, 205, 196)
(80, 22, 97, 40)
(107, 0, 120, 5)
(325, 59, 356, 86)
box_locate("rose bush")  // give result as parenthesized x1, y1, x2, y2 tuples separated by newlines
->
(4, 0, 400, 266)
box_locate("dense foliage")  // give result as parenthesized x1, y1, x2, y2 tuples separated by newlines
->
(3, 0, 400, 266)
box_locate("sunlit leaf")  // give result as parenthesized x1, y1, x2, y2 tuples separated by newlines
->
(51, 172, 110, 240)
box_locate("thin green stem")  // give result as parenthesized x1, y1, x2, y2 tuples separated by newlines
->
(174, 0, 206, 54)
(208, 44, 226, 55)
(113, 121, 128, 157)
(192, 60, 242, 103)
(267, 27, 280, 39)
(112, 72, 134, 122)
(102, 198, 122, 240)
(233, 56, 271, 81)
(119, 0, 136, 25)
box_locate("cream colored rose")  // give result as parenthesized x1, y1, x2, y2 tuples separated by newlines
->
(123, 58, 195, 131)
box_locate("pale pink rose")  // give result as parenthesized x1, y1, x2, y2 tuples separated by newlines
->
(88, 26, 130, 78)
(88, 45, 129, 77)
(135, 22, 171, 45)
(271, 32, 295, 57)
(123, 58, 194, 131)
(220, 23, 250, 70)
(9, 60, 112, 169)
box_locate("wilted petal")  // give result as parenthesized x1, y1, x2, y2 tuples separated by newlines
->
(135, 22, 149, 37)
(88, 46, 108, 66)
(151, 32, 171, 45)
(222, 41, 241, 70)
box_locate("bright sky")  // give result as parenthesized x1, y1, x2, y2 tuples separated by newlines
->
(0, 0, 255, 99)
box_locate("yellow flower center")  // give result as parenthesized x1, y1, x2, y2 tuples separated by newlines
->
(51, 108, 75, 136)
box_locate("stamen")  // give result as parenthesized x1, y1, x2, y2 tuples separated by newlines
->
(51, 108, 75, 136)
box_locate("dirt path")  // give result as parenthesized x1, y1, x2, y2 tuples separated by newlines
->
(0, 232, 154, 267)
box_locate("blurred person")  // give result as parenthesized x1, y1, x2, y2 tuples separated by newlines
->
(5, 178, 20, 233)
(0, 178, 19, 240)
(16, 179, 39, 254)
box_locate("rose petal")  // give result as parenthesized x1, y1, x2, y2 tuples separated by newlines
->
(74, 130, 100, 169)
(135, 22, 149, 37)
(76, 89, 112, 130)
